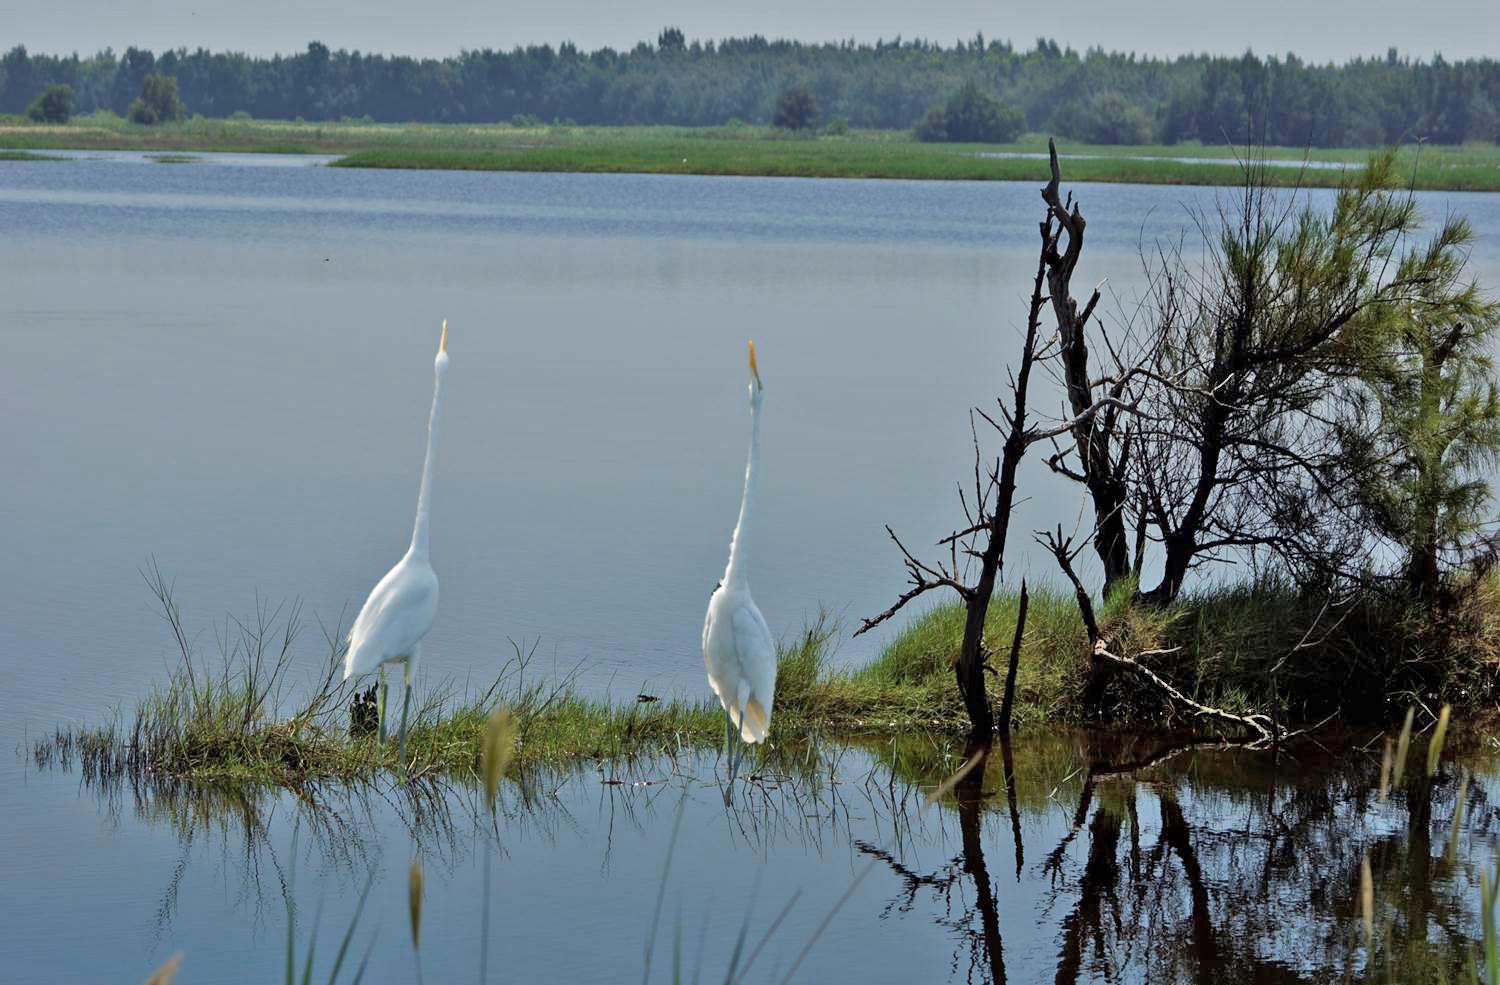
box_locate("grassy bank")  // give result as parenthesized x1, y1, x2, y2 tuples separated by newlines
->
(2, 114, 1497, 190)
(40, 574, 1500, 787)
(330, 138, 1500, 191)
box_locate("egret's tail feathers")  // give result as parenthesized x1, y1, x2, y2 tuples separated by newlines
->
(712, 682, 742, 728)
(740, 696, 769, 743)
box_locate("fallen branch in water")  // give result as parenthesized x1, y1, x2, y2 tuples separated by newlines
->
(1092, 641, 1278, 744)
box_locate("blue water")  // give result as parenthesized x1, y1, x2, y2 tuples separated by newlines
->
(2, 154, 1499, 983)
(4, 156, 1497, 731)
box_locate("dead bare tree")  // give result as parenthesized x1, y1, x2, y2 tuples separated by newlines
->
(855, 244, 1050, 740)
(1037, 139, 1145, 599)
(856, 155, 1134, 741)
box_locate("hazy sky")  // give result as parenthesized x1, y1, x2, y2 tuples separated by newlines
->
(7, 0, 1497, 62)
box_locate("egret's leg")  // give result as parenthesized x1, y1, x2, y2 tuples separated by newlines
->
(398, 659, 412, 776)
(378, 667, 388, 744)
(723, 707, 736, 785)
(730, 717, 744, 787)
(723, 706, 732, 773)
(731, 693, 752, 784)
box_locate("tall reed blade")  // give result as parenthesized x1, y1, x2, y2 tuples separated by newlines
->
(144, 953, 183, 985)
(410, 857, 425, 985)
(1378, 738, 1393, 803)
(642, 799, 686, 985)
(409, 857, 424, 950)
(480, 849, 493, 985)
(1483, 866, 1499, 985)
(1448, 772, 1470, 862)
(482, 708, 517, 813)
(327, 869, 377, 983)
(1392, 707, 1415, 788)
(286, 822, 300, 985)
(1427, 704, 1451, 777)
(1359, 853, 1374, 953)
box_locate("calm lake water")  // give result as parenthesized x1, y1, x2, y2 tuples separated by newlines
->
(4, 154, 1500, 981)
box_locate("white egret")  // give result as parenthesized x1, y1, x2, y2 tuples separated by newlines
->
(703, 340, 776, 787)
(344, 320, 450, 769)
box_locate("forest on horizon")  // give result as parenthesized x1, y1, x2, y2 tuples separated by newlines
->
(3, 30, 1499, 146)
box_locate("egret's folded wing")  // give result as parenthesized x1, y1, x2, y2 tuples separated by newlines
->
(731, 605, 774, 669)
(731, 605, 776, 741)
(346, 571, 436, 673)
(703, 606, 736, 711)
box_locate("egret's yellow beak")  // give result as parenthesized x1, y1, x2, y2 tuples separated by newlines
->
(439, 319, 448, 354)
(748, 339, 761, 385)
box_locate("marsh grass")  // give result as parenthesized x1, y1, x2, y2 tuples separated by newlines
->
(330, 138, 1500, 191)
(281, 822, 379, 985)
(1, 115, 1496, 190)
(40, 569, 1500, 788)
(1092, 574, 1500, 725)
(1341, 704, 1500, 985)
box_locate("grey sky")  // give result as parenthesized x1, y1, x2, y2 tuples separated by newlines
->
(8, 0, 1497, 62)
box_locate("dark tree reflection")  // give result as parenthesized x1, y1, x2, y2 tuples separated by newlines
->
(863, 739, 1013, 984)
(957, 741, 1008, 984)
(1053, 803, 1122, 985)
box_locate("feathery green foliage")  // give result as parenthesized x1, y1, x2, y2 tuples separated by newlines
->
(1343, 233, 1500, 594)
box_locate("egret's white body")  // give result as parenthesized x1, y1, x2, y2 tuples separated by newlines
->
(344, 552, 438, 682)
(344, 322, 450, 760)
(704, 585, 775, 742)
(704, 342, 776, 774)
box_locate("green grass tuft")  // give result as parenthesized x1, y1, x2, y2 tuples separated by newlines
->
(40, 571, 1500, 787)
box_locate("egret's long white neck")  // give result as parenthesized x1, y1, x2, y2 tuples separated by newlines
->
(724, 385, 762, 589)
(409, 354, 448, 559)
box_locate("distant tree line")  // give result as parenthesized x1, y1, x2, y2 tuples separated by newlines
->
(2, 33, 1498, 144)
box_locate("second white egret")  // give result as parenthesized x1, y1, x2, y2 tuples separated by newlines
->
(703, 340, 776, 787)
